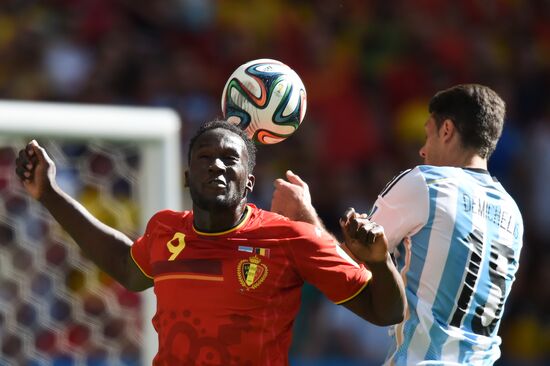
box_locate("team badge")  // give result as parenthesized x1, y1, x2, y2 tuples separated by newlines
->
(237, 256, 268, 290)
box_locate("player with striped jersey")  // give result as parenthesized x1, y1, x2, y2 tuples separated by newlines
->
(371, 165, 522, 365)
(271, 84, 523, 365)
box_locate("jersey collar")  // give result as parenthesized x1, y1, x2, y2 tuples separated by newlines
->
(463, 167, 498, 182)
(463, 167, 489, 175)
(192, 205, 252, 236)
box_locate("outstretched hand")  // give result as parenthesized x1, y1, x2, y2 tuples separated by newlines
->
(15, 140, 57, 201)
(271, 170, 314, 222)
(340, 208, 389, 265)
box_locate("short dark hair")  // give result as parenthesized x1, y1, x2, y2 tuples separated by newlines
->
(188, 120, 257, 172)
(428, 84, 506, 159)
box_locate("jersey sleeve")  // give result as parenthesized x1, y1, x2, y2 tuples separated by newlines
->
(369, 167, 430, 251)
(130, 213, 163, 279)
(287, 223, 372, 304)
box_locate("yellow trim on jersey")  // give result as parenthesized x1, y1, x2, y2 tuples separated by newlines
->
(130, 247, 154, 279)
(154, 274, 224, 282)
(426, 177, 452, 185)
(334, 280, 369, 305)
(193, 205, 252, 236)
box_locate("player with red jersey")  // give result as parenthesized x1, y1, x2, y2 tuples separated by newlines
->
(132, 205, 371, 364)
(15, 120, 405, 365)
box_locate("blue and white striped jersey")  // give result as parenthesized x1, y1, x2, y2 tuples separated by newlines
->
(370, 166, 523, 366)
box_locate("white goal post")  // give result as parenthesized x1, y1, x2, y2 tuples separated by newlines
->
(0, 100, 185, 366)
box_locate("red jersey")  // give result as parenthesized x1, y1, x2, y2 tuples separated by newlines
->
(131, 204, 371, 366)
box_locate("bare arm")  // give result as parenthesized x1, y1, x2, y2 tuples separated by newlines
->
(272, 170, 406, 325)
(338, 209, 405, 326)
(15, 140, 152, 291)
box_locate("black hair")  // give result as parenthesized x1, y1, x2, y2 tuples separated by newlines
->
(187, 119, 257, 172)
(428, 84, 506, 159)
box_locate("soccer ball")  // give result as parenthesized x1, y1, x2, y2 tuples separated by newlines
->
(221, 58, 307, 144)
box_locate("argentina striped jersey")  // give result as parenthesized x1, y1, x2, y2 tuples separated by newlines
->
(370, 166, 523, 365)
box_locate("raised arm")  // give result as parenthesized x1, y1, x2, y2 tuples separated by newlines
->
(338, 208, 405, 326)
(271, 170, 323, 227)
(272, 170, 406, 325)
(15, 140, 152, 291)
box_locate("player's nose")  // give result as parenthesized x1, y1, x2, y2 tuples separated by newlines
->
(419, 146, 426, 158)
(208, 158, 226, 172)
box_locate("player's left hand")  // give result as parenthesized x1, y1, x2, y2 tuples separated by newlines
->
(271, 170, 313, 220)
(340, 208, 388, 265)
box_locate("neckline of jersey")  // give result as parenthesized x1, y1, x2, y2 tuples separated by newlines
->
(462, 167, 499, 182)
(192, 205, 252, 236)
(463, 167, 489, 175)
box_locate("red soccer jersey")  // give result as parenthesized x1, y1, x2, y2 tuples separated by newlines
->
(131, 204, 371, 366)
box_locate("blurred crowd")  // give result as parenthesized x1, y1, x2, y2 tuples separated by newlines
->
(0, 0, 549, 365)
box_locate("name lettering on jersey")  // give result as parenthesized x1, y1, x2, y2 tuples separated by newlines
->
(462, 194, 520, 239)
(237, 256, 268, 290)
(167, 232, 186, 261)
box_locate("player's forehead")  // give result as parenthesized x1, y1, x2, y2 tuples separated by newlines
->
(193, 128, 247, 155)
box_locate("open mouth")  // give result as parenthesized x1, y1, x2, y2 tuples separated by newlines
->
(208, 177, 227, 188)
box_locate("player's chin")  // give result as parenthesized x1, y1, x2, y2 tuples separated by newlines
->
(196, 194, 241, 211)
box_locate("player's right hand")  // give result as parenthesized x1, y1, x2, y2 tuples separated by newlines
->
(15, 140, 57, 201)
(340, 208, 389, 265)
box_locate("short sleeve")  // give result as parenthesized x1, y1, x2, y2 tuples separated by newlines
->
(369, 167, 429, 251)
(287, 223, 371, 304)
(130, 213, 162, 279)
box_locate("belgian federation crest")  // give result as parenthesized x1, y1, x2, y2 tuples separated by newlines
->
(237, 256, 268, 290)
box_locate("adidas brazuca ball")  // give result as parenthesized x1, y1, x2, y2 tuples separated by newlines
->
(221, 59, 307, 144)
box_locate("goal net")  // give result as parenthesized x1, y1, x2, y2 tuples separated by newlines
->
(0, 100, 183, 366)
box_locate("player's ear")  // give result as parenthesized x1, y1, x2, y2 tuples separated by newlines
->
(184, 170, 189, 187)
(245, 174, 255, 194)
(441, 119, 456, 142)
